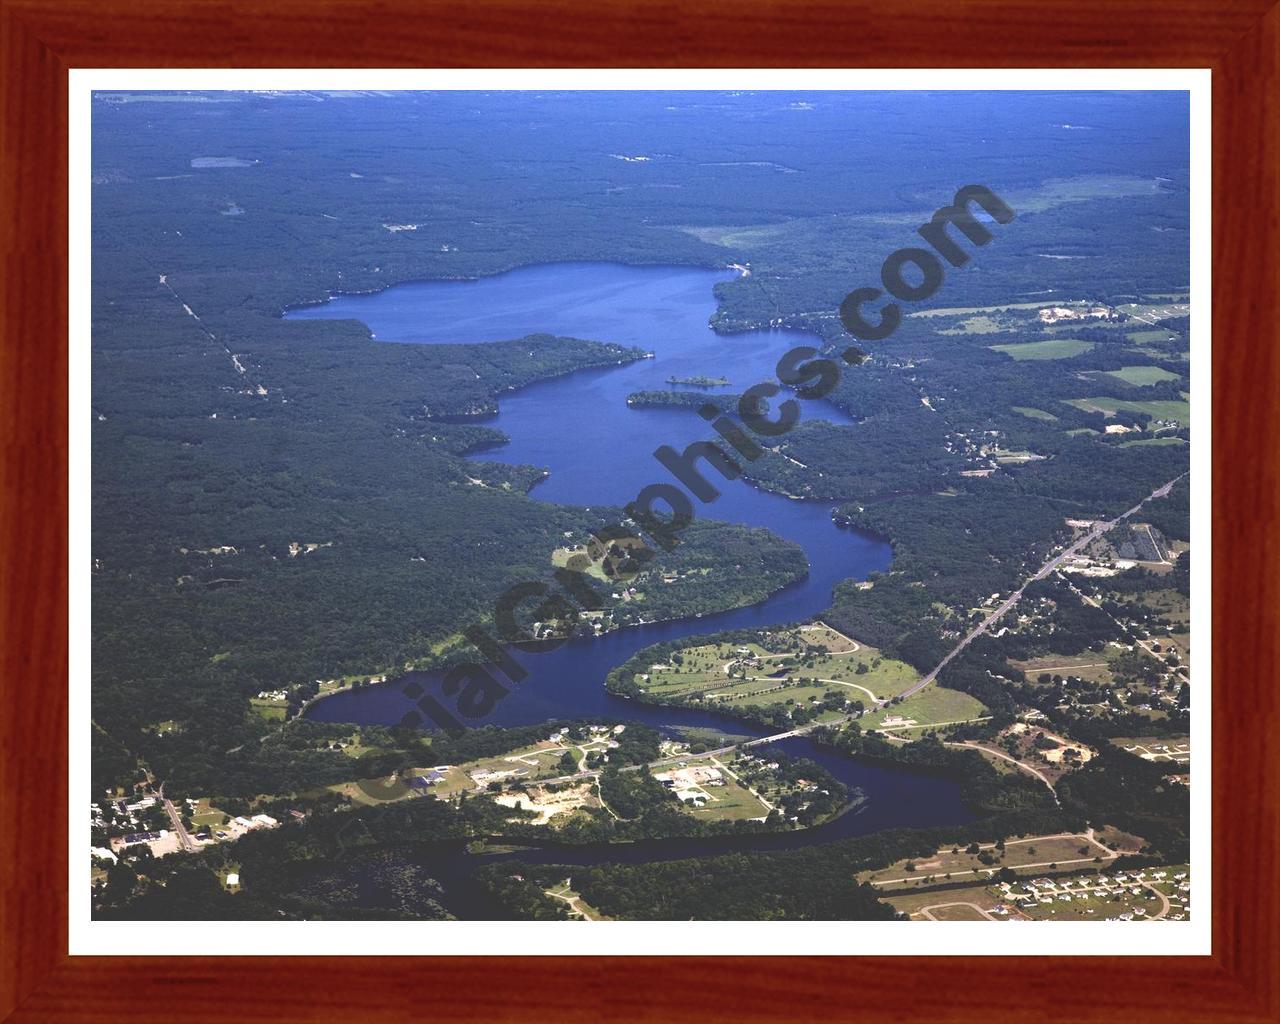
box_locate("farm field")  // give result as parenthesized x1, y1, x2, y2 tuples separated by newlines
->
(1101, 365, 1183, 386)
(989, 338, 1094, 360)
(1066, 396, 1190, 426)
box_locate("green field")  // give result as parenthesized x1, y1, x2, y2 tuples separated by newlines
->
(1011, 406, 1059, 421)
(989, 338, 1094, 361)
(637, 630, 919, 708)
(1067, 397, 1191, 426)
(1120, 437, 1187, 448)
(1126, 329, 1180, 344)
(1101, 365, 1183, 386)
(862, 685, 987, 732)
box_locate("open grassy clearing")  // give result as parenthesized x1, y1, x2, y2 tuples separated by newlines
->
(862, 685, 987, 732)
(1126, 329, 1181, 344)
(861, 832, 1115, 889)
(248, 696, 286, 722)
(636, 629, 918, 706)
(883, 883, 1007, 919)
(1100, 365, 1183, 386)
(1011, 405, 1059, 421)
(937, 314, 1015, 335)
(1015, 653, 1113, 685)
(989, 338, 1095, 361)
(1066, 396, 1190, 426)
(1120, 437, 1187, 447)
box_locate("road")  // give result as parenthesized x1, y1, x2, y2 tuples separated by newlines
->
(896, 473, 1186, 701)
(477, 476, 1186, 796)
(158, 783, 196, 853)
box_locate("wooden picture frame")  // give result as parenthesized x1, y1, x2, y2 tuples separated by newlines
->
(2, 2, 1275, 1020)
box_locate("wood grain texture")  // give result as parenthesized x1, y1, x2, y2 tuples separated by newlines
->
(1, 0, 1276, 1020)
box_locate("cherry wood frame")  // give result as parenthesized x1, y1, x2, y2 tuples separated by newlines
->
(2, 1, 1276, 1020)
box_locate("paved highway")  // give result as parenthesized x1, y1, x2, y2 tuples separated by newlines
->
(895, 474, 1186, 702)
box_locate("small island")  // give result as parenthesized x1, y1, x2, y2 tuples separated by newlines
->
(667, 374, 730, 387)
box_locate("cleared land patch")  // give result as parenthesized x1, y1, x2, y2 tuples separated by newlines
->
(989, 338, 1094, 361)
(1011, 406, 1059, 422)
(862, 686, 987, 733)
(1066, 397, 1190, 426)
(1101, 365, 1182, 386)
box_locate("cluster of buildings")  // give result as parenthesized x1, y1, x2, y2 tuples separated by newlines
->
(654, 763, 727, 805)
(1001, 868, 1189, 921)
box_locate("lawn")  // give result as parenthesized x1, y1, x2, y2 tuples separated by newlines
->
(1101, 365, 1183, 386)
(1066, 396, 1191, 426)
(989, 338, 1094, 361)
(862, 685, 987, 731)
(1011, 406, 1059, 421)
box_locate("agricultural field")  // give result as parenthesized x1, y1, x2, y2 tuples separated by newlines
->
(1101, 365, 1183, 386)
(862, 685, 988, 733)
(1066, 396, 1190, 426)
(988, 338, 1095, 361)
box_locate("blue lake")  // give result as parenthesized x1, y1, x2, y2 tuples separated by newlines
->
(286, 262, 970, 850)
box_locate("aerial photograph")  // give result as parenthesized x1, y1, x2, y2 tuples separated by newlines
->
(90, 88, 1193, 924)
